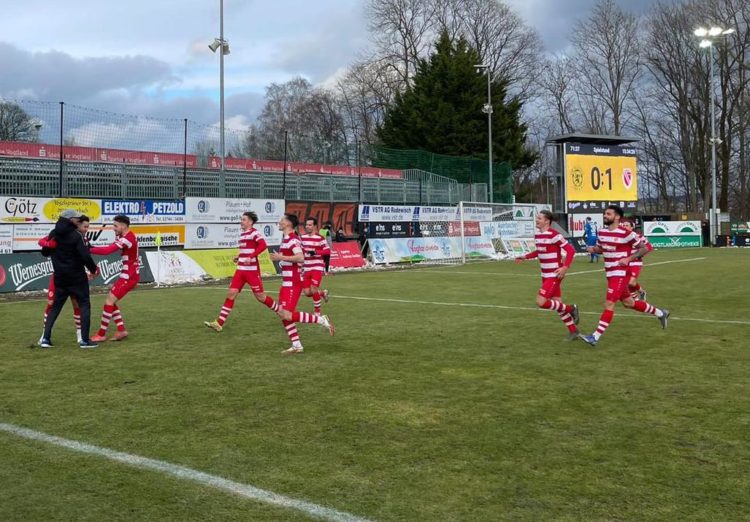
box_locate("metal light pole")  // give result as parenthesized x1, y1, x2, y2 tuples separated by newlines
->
(695, 26, 734, 245)
(209, 0, 230, 196)
(475, 64, 493, 203)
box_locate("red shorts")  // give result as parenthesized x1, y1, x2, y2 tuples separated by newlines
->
(629, 266, 642, 279)
(538, 277, 562, 299)
(229, 270, 264, 293)
(111, 276, 139, 300)
(302, 270, 324, 289)
(606, 277, 631, 303)
(279, 285, 302, 312)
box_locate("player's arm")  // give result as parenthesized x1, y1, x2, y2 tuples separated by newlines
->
(317, 238, 331, 256)
(619, 233, 648, 265)
(89, 242, 121, 255)
(271, 244, 304, 263)
(515, 250, 538, 263)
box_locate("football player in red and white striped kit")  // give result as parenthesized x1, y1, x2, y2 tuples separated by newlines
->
(621, 219, 653, 301)
(301, 216, 331, 315)
(89, 215, 139, 342)
(580, 205, 669, 346)
(269, 213, 334, 355)
(204, 211, 281, 332)
(38, 214, 94, 344)
(515, 210, 580, 340)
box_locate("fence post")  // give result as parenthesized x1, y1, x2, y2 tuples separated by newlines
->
(182, 118, 188, 198)
(59, 102, 64, 197)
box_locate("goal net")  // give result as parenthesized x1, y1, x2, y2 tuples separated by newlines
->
(362, 201, 548, 267)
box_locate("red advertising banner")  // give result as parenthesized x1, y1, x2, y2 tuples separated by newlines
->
(285, 201, 359, 236)
(330, 241, 365, 269)
(447, 221, 481, 237)
(0, 141, 197, 167)
(208, 156, 403, 179)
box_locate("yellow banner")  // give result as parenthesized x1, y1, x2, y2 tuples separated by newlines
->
(184, 249, 277, 278)
(129, 224, 185, 247)
(565, 154, 637, 202)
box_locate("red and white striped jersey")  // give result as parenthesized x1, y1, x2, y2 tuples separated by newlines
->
(236, 227, 267, 272)
(630, 233, 653, 268)
(89, 230, 139, 280)
(115, 231, 139, 280)
(524, 228, 575, 278)
(301, 233, 330, 273)
(279, 233, 304, 288)
(597, 226, 639, 278)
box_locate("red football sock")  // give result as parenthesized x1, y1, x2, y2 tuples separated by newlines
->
(633, 300, 661, 316)
(98, 304, 116, 336)
(263, 296, 279, 312)
(282, 319, 300, 343)
(217, 298, 234, 326)
(112, 305, 126, 332)
(291, 311, 321, 324)
(594, 309, 615, 340)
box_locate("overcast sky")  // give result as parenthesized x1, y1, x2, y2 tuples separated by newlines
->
(0, 0, 660, 132)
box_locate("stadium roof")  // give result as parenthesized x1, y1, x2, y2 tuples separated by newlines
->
(546, 133, 640, 145)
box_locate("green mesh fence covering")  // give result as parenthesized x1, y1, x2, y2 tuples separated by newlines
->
(369, 145, 513, 203)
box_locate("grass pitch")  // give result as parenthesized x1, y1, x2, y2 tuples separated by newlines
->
(1, 248, 749, 521)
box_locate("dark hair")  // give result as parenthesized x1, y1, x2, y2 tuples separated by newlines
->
(621, 217, 634, 226)
(305, 216, 318, 226)
(79, 214, 90, 223)
(113, 214, 130, 227)
(606, 204, 624, 218)
(284, 212, 299, 229)
(243, 211, 258, 224)
(539, 209, 556, 223)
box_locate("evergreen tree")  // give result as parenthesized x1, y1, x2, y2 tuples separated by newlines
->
(378, 31, 535, 171)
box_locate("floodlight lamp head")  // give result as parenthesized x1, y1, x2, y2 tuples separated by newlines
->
(208, 39, 222, 53)
(708, 26, 723, 36)
(694, 27, 708, 37)
(722, 28, 735, 35)
(222, 42, 230, 55)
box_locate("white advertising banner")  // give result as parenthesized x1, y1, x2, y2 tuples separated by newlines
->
(12, 224, 117, 251)
(359, 204, 494, 223)
(0, 197, 103, 224)
(368, 234, 496, 264)
(184, 223, 282, 250)
(145, 251, 207, 285)
(480, 221, 536, 239)
(185, 197, 285, 223)
(643, 221, 701, 236)
(101, 199, 186, 223)
(0, 226, 12, 254)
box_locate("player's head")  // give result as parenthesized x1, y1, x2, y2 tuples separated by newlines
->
(621, 218, 634, 231)
(304, 216, 318, 234)
(279, 212, 299, 233)
(241, 211, 258, 230)
(535, 210, 555, 229)
(77, 214, 91, 234)
(603, 205, 624, 226)
(112, 214, 130, 235)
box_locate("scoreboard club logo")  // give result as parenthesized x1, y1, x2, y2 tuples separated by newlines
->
(622, 168, 634, 190)
(571, 167, 584, 191)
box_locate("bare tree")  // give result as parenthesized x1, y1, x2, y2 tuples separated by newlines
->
(0, 101, 38, 141)
(539, 55, 576, 135)
(571, 0, 642, 135)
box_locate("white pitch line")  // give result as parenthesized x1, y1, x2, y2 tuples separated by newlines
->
(565, 257, 706, 276)
(0, 423, 372, 522)
(320, 293, 750, 326)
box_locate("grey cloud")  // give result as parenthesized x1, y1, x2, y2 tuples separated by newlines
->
(0, 42, 175, 101)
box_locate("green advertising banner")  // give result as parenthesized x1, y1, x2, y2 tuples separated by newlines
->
(647, 236, 703, 248)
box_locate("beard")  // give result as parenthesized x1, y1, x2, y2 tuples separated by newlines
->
(603, 217, 614, 226)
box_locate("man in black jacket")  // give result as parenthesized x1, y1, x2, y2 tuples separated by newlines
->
(40, 209, 99, 349)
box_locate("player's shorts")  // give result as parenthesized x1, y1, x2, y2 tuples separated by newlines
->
(229, 270, 264, 293)
(302, 270, 324, 289)
(629, 266, 642, 279)
(538, 277, 562, 299)
(278, 285, 302, 312)
(111, 276, 139, 300)
(606, 276, 631, 303)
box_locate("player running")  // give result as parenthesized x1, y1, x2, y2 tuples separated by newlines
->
(89, 215, 139, 342)
(204, 211, 281, 332)
(579, 205, 669, 347)
(38, 214, 94, 344)
(269, 213, 334, 355)
(300, 217, 330, 315)
(621, 218, 653, 301)
(515, 210, 580, 340)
